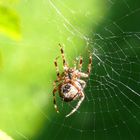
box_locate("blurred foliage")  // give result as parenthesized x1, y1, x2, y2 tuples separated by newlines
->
(0, 2, 21, 40)
(0, 0, 18, 2)
(0, 130, 14, 140)
(0, 0, 139, 140)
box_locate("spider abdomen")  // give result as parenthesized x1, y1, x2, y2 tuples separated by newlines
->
(59, 83, 80, 102)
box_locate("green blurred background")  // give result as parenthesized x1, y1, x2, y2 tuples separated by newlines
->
(0, 0, 140, 140)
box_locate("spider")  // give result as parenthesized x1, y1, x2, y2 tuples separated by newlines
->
(53, 44, 92, 117)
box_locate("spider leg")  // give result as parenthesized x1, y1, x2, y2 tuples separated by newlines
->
(78, 56, 83, 71)
(66, 91, 85, 117)
(78, 72, 88, 78)
(59, 44, 68, 71)
(87, 53, 92, 75)
(77, 79, 86, 89)
(53, 81, 64, 114)
(73, 59, 77, 69)
(53, 80, 59, 87)
(77, 53, 92, 78)
(54, 56, 60, 78)
(53, 86, 59, 113)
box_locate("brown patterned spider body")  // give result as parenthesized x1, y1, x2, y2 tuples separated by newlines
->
(53, 44, 92, 117)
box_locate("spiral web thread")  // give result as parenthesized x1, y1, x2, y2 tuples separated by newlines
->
(42, 0, 140, 140)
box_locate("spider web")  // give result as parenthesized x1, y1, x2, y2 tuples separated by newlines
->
(39, 0, 140, 140)
(0, 0, 140, 140)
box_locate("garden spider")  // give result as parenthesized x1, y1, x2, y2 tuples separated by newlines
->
(53, 44, 92, 117)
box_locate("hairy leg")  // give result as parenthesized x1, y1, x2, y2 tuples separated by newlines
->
(87, 53, 92, 75)
(54, 56, 60, 78)
(66, 92, 85, 117)
(53, 86, 59, 113)
(77, 79, 86, 89)
(78, 56, 83, 71)
(59, 44, 68, 71)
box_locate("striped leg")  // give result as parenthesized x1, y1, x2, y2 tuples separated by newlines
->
(53, 86, 59, 113)
(87, 53, 92, 75)
(78, 56, 83, 71)
(59, 44, 68, 71)
(73, 57, 78, 69)
(54, 56, 60, 78)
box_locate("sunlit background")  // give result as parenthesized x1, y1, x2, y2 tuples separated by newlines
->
(0, 0, 140, 140)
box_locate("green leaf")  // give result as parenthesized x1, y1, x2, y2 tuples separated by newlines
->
(0, 5, 21, 40)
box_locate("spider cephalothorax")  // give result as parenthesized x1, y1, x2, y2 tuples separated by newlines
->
(53, 44, 92, 117)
